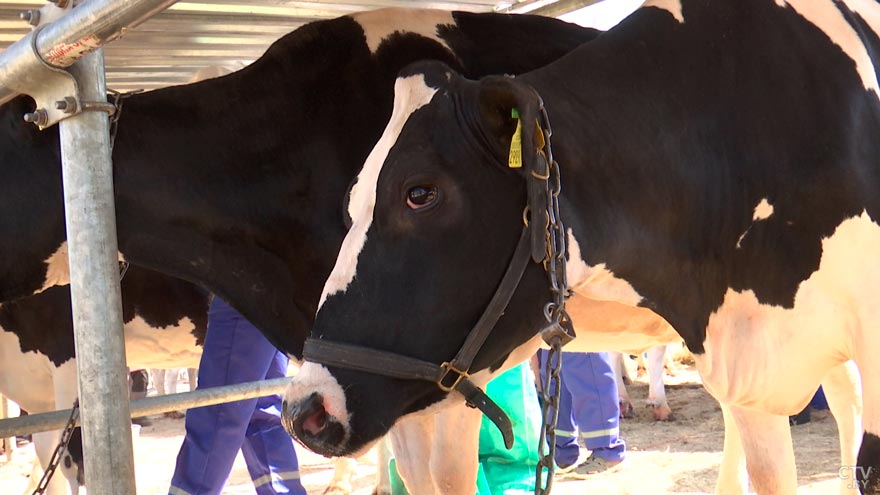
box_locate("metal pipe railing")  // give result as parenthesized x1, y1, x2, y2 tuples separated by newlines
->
(0, 0, 179, 106)
(0, 377, 292, 438)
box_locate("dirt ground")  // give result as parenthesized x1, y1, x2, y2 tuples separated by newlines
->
(0, 363, 845, 494)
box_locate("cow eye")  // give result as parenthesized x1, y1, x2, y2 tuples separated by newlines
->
(406, 185, 438, 210)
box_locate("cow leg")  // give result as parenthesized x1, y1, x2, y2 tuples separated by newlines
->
(430, 405, 481, 495)
(854, 344, 880, 494)
(715, 403, 749, 495)
(53, 360, 82, 495)
(388, 414, 436, 494)
(152, 369, 167, 395)
(645, 346, 673, 421)
(187, 368, 198, 392)
(820, 361, 863, 494)
(324, 457, 357, 495)
(609, 352, 635, 419)
(374, 436, 392, 495)
(29, 430, 71, 495)
(727, 405, 797, 495)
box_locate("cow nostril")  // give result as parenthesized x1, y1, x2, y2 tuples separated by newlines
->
(286, 391, 349, 456)
(302, 406, 328, 436)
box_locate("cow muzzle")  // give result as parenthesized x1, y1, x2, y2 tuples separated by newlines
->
(282, 363, 352, 456)
(282, 392, 347, 455)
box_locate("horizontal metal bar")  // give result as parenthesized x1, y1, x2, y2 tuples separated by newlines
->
(0, 0, 180, 105)
(0, 376, 292, 438)
(527, 0, 607, 17)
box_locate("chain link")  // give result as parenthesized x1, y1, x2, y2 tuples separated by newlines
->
(107, 89, 142, 153)
(32, 399, 80, 495)
(533, 104, 575, 495)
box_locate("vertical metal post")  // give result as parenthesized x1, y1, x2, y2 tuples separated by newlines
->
(59, 48, 136, 494)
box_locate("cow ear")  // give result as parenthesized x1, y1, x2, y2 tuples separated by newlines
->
(477, 77, 549, 262)
(476, 76, 543, 175)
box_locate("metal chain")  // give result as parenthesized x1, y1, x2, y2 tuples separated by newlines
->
(535, 339, 564, 495)
(534, 103, 576, 495)
(32, 399, 80, 495)
(107, 88, 142, 153)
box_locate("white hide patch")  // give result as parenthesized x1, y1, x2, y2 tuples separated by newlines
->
(123, 316, 201, 369)
(565, 229, 643, 306)
(752, 198, 774, 221)
(352, 8, 455, 54)
(319, 75, 438, 309)
(284, 362, 351, 431)
(42, 242, 70, 291)
(642, 0, 684, 23)
(698, 210, 880, 414)
(737, 198, 774, 248)
(0, 326, 57, 412)
(776, 0, 879, 94)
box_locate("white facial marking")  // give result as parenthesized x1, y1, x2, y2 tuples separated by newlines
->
(776, 0, 879, 94)
(285, 362, 351, 431)
(565, 229, 643, 306)
(319, 75, 438, 309)
(699, 210, 880, 414)
(842, 0, 880, 44)
(642, 0, 684, 23)
(352, 8, 455, 54)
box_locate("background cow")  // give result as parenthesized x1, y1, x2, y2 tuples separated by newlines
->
(0, 265, 208, 495)
(284, 1, 879, 494)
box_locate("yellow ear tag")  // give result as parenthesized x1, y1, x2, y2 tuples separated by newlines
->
(534, 120, 545, 150)
(509, 108, 523, 168)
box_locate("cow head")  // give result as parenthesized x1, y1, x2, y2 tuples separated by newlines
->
(283, 61, 555, 456)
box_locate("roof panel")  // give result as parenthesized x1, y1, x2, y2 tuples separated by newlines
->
(0, 0, 588, 90)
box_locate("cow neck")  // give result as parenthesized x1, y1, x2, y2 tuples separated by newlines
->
(515, 3, 764, 352)
(108, 33, 389, 358)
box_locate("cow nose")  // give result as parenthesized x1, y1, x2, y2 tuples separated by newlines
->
(284, 392, 346, 455)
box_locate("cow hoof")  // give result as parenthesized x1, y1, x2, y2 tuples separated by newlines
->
(650, 403, 674, 421)
(323, 483, 352, 495)
(619, 400, 635, 419)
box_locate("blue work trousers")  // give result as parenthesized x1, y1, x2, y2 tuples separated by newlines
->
(169, 298, 306, 495)
(539, 351, 625, 467)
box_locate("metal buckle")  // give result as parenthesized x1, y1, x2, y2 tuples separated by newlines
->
(437, 362, 469, 392)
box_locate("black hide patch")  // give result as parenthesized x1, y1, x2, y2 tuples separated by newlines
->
(0, 265, 208, 367)
(858, 432, 880, 493)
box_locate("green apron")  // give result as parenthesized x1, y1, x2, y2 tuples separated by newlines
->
(388, 362, 542, 494)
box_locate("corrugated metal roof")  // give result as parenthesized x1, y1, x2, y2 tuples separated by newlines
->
(2, 0, 578, 91)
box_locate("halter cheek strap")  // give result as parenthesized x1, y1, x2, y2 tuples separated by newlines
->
(303, 228, 534, 448)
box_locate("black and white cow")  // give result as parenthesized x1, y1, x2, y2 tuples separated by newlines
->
(0, 265, 208, 495)
(284, 1, 880, 494)
(0, 8, 597, 493)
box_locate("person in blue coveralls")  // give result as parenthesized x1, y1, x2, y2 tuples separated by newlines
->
(538, 350, 626, 478)
(168, 297, 307, 495)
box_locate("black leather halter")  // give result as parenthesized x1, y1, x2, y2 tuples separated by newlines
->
(304, 100, 574, 449)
